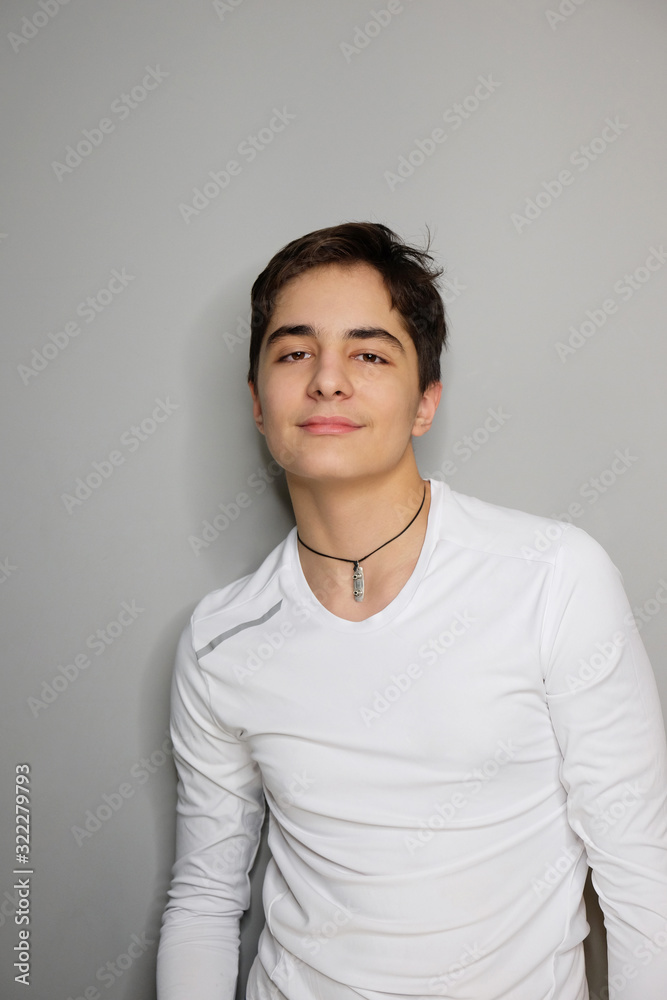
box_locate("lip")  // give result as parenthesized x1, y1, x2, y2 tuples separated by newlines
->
(298, 416, 362, 434)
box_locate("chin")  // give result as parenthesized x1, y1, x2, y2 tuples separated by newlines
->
(292, 458, 395, 484)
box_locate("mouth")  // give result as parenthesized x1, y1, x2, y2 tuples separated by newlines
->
(298, 416, 362, 434)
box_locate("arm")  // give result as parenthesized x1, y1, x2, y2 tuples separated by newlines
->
(156, 619, 265, 1000)
(541, 525, 667, 998)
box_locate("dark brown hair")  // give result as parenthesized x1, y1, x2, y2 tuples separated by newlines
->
(247, 222, 447, 393)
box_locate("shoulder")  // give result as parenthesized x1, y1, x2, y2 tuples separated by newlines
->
(187, 529, 294, 650)
(439, 483, 618, 574)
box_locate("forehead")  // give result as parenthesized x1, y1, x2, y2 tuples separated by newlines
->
(268, 262, 398, 326)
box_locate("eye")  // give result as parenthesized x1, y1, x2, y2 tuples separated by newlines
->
(356, 352, 387, 364)
(278, 350, 311, 362)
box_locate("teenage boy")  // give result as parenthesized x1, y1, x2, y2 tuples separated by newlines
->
(157, 223, 667, 1000)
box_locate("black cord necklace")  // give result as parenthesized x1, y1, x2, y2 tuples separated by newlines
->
(297, 485, 427, 603)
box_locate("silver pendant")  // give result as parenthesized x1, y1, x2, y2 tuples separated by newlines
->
(353, 561, 364, 602)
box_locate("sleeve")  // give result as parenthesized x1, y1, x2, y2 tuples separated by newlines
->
(156, 618, 266, 1000)
(540, 524, 667, 998)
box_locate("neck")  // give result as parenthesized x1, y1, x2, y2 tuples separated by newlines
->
(286, 455, 431, 610)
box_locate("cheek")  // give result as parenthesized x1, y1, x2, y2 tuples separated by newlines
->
(258, 383, 286, 420)
(382, 383, 421, 420)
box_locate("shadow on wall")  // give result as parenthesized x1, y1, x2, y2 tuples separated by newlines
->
(138, 611, 196, 999)
(237, 813, 273, 1000)
(584, 867, 609, 998)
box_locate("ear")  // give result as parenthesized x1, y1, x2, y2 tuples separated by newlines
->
(248, 381, 265, 435)
(411, 380, 442, 438)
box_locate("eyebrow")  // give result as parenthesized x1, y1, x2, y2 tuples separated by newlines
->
(263, 324, 406, 355)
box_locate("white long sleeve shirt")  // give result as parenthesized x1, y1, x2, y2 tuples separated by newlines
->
(157, 479, 667, 999)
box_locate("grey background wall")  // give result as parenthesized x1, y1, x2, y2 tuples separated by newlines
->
(2, 1, 666, 997)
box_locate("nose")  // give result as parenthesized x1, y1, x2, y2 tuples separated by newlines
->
(306, 349, 353, 399)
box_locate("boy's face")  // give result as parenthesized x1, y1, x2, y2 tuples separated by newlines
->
(248, 262, 441, 484)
